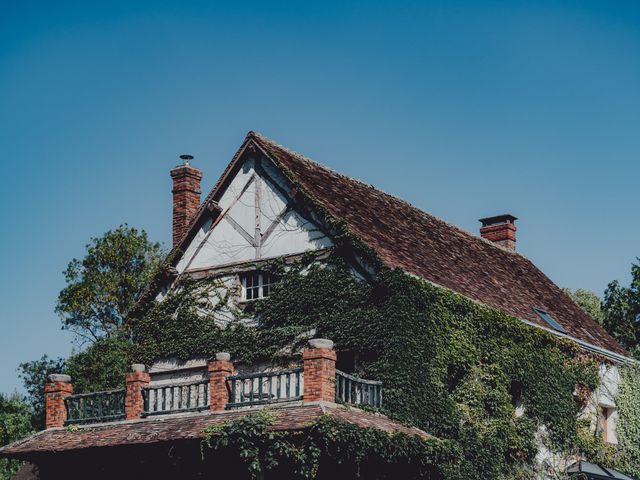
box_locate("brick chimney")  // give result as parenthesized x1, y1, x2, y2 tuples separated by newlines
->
(170, 155, 203, 246)
(479, 214, 518, 251)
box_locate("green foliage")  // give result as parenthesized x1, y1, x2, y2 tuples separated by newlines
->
(563, 288, 605, 325)
(575, 417, 617, 469)
(133, 256, 600, 478)
(201, 410, 454, 479)
(201, 410, 295, 478)
(0, 393, 33, 480)
(602, 260, 640, 354)
(17, 337, 130, 429)
(17, 355, 65, 429)
(130, 277, 263, 365)
(65, 335, 131, 394)
(56, 224, 164, 343)
(614, 363, 640, 477)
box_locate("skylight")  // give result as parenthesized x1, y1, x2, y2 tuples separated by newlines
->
(532, 307, 566, 333)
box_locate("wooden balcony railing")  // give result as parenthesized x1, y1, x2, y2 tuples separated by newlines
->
(64, 389, 126, 425)
(226, 368, 303, 408)
(335, 369, 382, 408)
(48, 340, 383, 429)
(142, 380, 209, 417)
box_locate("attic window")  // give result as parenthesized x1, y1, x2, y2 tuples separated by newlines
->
(241, 271, 275, 301)
(532, 307, 566, 333)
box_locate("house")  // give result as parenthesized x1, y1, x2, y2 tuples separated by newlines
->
(1, 132, 632, 479)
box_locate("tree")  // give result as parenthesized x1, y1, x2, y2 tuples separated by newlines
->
(65, 335, 130, 394)
(56, 225, 164, 343)
(18, 226, 163, 428)
(0, 393, 34, 479)
(563, 288, 605, 325)
(602, 260, 640, 354)
(17, 356, 65, 430)
(17, 338, 131, 431)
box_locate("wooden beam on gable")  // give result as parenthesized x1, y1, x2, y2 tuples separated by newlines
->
(224, 216, 258, 247)
(179, 173, 257, 275)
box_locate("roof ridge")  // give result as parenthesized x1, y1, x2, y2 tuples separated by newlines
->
(249, 131, 523, 258)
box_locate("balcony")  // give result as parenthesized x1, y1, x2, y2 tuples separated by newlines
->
(48, 339, 383, 428)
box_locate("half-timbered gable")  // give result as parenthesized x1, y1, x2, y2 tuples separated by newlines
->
(176, 153, 333, 275)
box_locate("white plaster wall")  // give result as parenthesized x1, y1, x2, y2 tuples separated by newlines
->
(589, 364, 619, 444)
(261, 210, 333, 258)
(149, 358, 208, 386)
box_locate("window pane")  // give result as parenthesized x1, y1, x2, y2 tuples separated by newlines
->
(242, 271, 277, 300)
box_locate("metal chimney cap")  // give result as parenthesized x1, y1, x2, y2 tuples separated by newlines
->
(479, 214, 518, 227)
(179, 154, 194, 165)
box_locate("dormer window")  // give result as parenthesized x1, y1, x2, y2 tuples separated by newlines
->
(241, 271, 275, 300)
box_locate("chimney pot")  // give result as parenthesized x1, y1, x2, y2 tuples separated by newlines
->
(479, 214, 518, 251)
(170, 156, 203, 247)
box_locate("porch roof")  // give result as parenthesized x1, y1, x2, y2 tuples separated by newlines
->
(0, 402, 428, 460)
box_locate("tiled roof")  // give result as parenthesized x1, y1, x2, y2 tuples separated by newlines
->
(154, 131, 625, 358)
(247, 132, 626, 358)
(0, 403, 428, 459)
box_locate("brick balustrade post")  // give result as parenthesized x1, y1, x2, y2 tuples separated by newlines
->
(125, 364, 150, 420)
(45, 374, 73, 429)
(208, 353, 234, 412)
(303, 339, 337, 403)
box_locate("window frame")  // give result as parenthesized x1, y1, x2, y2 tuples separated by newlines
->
(240, 271, 275, 301)
(599, 405, 618, 444)
(532, 306, 566, 333)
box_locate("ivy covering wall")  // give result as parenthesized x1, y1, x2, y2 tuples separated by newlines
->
(615, 364, 640, 477)
(129, 255, 603, 479)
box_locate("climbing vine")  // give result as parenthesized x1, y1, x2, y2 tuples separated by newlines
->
(130, 254, 601, 479)
(614, 363, 640, 476)
(200, 409, 457, 479)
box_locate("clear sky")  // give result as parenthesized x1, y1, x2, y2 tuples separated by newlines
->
(0, 0, 638, 394)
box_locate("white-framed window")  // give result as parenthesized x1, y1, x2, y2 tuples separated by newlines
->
(241, 271, 275, 301)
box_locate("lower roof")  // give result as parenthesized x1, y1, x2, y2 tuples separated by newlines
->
(0, 403, 428, 460)
(567, 461, 636, 480)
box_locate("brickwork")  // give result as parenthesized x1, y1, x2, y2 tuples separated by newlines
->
(480, 222, 517, 251)
(125, 369, 150, 420)
(208, 354, 234, 412)
(303, 341, 337, 403)
(170, 163, 203, 246)
(45, 376, 73, 429)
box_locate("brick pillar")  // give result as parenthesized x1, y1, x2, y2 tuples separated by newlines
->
(303, 339, 336, 403)
(45, 374, 73, 429)
(208, 353, 233, 412)
(125, 364, 150, 420)
(170, 159, 203, 246)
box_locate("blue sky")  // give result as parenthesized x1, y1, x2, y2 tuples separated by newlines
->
(0, 0, 638, 393)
